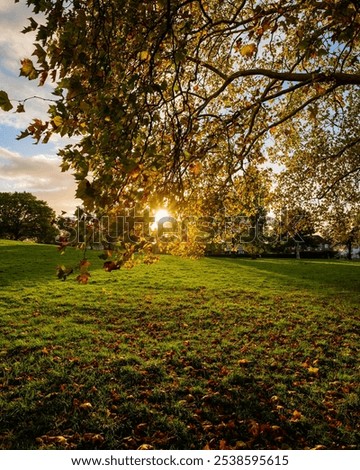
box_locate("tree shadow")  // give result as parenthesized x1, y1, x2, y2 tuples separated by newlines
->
(205, 257, 360, 302)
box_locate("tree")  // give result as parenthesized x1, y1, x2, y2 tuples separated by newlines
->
(271, 89, 360, 257)
(272, 89, 360, 208)
(0, 192, 58, 243)
(0, 0, 359, 216)
(324, 209, 360, 259)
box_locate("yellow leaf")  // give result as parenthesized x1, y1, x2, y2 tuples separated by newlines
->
(54, 436, 67, 445)
(20, 58, 35, 77)
(139, 50, 150, 61)
(235, 441, 247, 449)
(79, 401, 92, 410)
(240, 43, 257, 58)
(238, 358, 250, 365)
(308, 366, 319, 375)
(291, 410, 302, 421)
(53, 115, 63, 127)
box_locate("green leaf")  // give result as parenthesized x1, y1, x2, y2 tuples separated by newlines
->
(0, 91, 13, 111)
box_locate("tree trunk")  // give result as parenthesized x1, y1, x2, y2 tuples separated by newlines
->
(347, 240, 352, 260)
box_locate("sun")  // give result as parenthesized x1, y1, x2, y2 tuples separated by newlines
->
(154, 208, 170, 222)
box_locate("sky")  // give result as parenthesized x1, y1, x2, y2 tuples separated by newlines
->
(0, 0, 81, 215)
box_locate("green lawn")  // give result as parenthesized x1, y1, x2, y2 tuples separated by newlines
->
(0, 240, 359, 450)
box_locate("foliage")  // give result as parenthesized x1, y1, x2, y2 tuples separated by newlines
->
(1, 241, 359, 449)
(54, 207, 160, 282)
(271, 91, 360, 252)
(324, 209, 360, 259)
(1, 0, 359, 216)
(0, 192, 58, 243)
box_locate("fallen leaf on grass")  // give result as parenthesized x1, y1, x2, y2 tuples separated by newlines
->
(238, 359, 251, 366)
(80, 402, 93, 410)
(73, 400, 93, 410)
(36, 435, 68, 446)
(219, 439, 229, 450)
(138, 444, 154, 450)
(290, 410, 302, 422)
(248, 420, 260, 437)
(83, 433, 104, 444)
(77, 273, 91, 284)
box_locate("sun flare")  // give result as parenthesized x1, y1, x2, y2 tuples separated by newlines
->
(154, 208, 170, 222)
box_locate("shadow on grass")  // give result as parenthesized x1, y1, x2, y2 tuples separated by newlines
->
(0, 242, 105, 288)
(206, 257, 360, 301)
(0, 243, 62, 287)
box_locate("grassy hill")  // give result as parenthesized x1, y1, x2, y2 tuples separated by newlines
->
(0, 240, 359, 449)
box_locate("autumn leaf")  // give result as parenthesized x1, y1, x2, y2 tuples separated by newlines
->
(240, 43, 257, 58)
(54, 436, 68, 445)
(16, 103, 26, 113)
(137, 444, 154, 450)
(20, 58, 38, 80)
(248, 420, 260, 437)
(238, 359, 251, 366)
(79, 401, 93, 410)
(189, 161, 202, 175)
(83, 433, 104, 444)
(103, 260, 120, 272)
(52, 115, 63, 127)
(314, 83, 327, 95)
(56, 265, 73, 281)
(139, 51, 150, 61)
(76, 273, 91, 284)
(219, 439, 228, 450)
(79, 259, 91, 269)
(290, 410, 302, 422)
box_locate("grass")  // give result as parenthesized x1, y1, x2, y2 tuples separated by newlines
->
(0, 239, 359, 450)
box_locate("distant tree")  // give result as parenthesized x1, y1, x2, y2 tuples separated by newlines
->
(324, 209, 360, 260)
(268, 207, 320, 255)
(0, 192, 58, 243)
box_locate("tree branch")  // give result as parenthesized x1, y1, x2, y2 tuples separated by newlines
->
(187, 55, 360, 85)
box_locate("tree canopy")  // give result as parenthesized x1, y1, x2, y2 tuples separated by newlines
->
(0, 192, 58, 243)
(1, 0, 359, 218)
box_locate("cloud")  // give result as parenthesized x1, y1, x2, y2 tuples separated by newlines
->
(0, 147, 81, 215)
(0, 3, 82, 215)
(0, 1, 53, 128)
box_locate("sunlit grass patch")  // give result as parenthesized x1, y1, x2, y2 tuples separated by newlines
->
(0, 240, 359, 449)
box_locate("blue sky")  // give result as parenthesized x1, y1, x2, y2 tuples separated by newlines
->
(0, 0, 80, 215)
